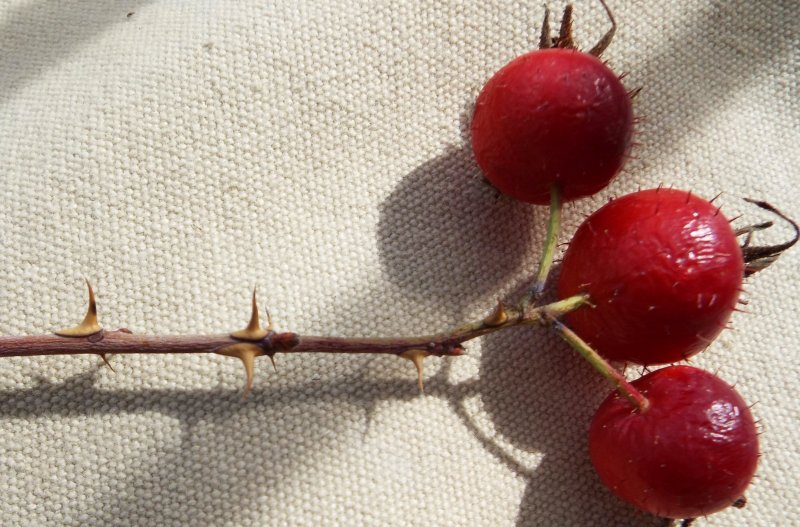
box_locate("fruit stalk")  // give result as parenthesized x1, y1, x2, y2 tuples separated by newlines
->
(549, 317, 649, 412)
(528, 185, 562, 304)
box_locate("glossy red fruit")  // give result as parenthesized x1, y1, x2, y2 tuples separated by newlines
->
(557, 188, 743, 365)
(471, 48, 633, 204)
(589, 365, 759, 519)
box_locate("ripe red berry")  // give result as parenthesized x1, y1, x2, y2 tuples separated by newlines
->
(471, 48, 633, 204)
(557, 188, 743, 365)
(589, 365, 759, 519)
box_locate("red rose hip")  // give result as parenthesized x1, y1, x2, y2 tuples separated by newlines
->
(557, 188, 744, 364)
(471, 48, 633, 204)
(589, 365, 759, 519)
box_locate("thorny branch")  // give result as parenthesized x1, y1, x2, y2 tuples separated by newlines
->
(0, 281, 590, 399)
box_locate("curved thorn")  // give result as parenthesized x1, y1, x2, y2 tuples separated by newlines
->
(86, 279, 97, 316)
(248, 287, 260, 327)
(242, 353, 255, 400)
(400, 350, 429, 393)
(99, 353, 115, 372)
(484, 301, 509, 327)
(231, 288, 268, 341)
(216, 343, 264, 400)
(414, 356, 425, 392)
(56, 280, 102, 337)
(265, 305, 273, 331)
(588, 0, 617, 57)
(268, 353, 278, 373)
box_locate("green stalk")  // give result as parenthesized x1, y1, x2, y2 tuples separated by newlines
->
(550, 318, 649, 412)
(529, 185, 562, 303)
(539, 294, 591, 320)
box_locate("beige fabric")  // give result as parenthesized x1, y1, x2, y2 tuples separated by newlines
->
(0, 1, 797, 525)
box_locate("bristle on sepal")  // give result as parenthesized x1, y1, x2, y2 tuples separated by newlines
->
(56, 280, 102, 337)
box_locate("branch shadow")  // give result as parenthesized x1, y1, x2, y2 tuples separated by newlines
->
(623, 0, 796, 158)
(0, 0, 153, 105)
(0, 365, 478, 526)
(364, 1, 797, 507)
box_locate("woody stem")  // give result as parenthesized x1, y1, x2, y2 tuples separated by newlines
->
(0, 295, 590, 359)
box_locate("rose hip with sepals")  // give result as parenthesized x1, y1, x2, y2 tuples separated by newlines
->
(471, 2, 634, 204)
(589, 365, 759, 519)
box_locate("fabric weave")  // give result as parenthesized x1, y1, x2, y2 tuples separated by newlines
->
(0, 1, 797, 525)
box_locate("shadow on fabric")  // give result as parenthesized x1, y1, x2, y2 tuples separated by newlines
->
(0, 0, 154, 105)
(0, 0, 793, 525)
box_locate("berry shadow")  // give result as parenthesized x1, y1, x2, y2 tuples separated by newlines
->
(376, 144, 542, 318)
(467, 323, 664, 526)
(423, 269, 666, 526)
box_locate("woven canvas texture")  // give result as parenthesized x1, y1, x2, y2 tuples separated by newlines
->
(0, 1, 797, 525)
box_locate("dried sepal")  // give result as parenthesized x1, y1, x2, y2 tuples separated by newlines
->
(740, 198, 799, 277)
(554, 4, 575, 50)
(588, 0, 617, 57)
